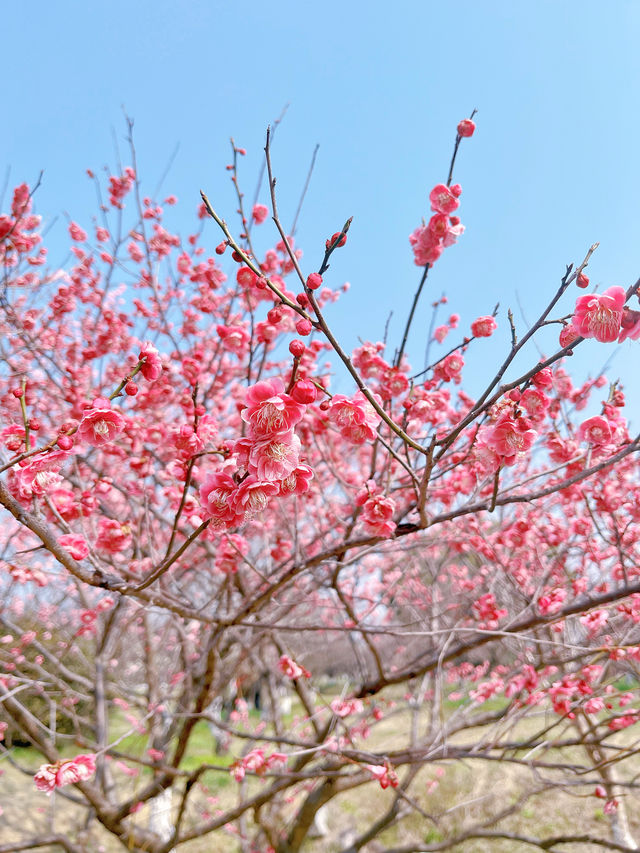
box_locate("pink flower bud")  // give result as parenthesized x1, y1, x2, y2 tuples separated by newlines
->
(326, 232, 346, 250)
(296, 319, 313, 336)
(291, 379, 317, 404)
(289, 340, 305, 358)
(457, 118, 476, 137)
(577, 272, 590, 288)
(306, 273, 323, 290)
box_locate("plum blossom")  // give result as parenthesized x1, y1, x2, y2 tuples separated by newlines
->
(330, 698, 364, 717)
(241, 378, 305, 438)
(433, 352, 464, 384)
(471, 316, 497, 337)
(58, 533, 89, 560)
(277, 463, 314, 496)
(429, 183, 459, 215)
(365, 763, 399, 789)
(578, 416, 612, 446)
(486, 413, 537, 465)
(217, 324, 250, 353)
(138, 342, 163, 380)
(95, 519, 132, 554)
(248, 432, 301, 482)
(34, 754, 96, 794)
(231, 749, 287, 782)
(328, 392, 380, 445)
(199, 471, 244, 528)
(617, 307, 640, 343)
(252, 204, 269, 224)
(232, 475, 279, 518)
(570, 286, 625, 343)
(355, 481, 397, 537)
(278, 655, 310, 680)
(77, 398, 125, 447)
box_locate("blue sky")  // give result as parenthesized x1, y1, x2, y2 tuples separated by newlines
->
(3, 1, 640, 417)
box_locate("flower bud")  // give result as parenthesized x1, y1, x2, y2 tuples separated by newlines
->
(289, 340, 306, 357)
(296, 319, 313, 336)
(457, 119, 476, 137)
(306, 273, 323, 290)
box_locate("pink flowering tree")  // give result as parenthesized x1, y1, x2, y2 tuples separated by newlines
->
(2, 114, 640, 852)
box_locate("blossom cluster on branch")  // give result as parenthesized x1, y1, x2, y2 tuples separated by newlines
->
(1, 116, 640, 853)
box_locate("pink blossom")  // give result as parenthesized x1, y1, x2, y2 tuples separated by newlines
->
(355, 482, 397, 537)
(457, 119, 476, 137)
(232, 475, 279, 517)
(559, 324, 581, 348)
(199, 471, 244, 527)
(231, 749, 286, 782)
(580, 609, 608, 636)
(278, 655, 310, 679)
(618, 307, 640, 342)
(433, 324, 450, 343)
(409, 224, 444, 266)
(34, 754, 96, 795)
(95, 519, 132, 554)
(472, 593, 507, 629)
(486, 414, 536, 464)
(77, 398, 125, 447)
(68, 222, 87, 242)
(252, 204, 269, 224)
(433, 352, 464, 384)
(217, 324, 250, 353)
(242, 378, 305, 438)
(365, 763, 399, 789)
(429, 183, 459, 215)
(328, 392, 380, 445)
(471, 316, 497, 338)
(330, 698, 364, 717)
(139, 342, 163, 380)
(58, 534, 89, 560)
(248, 432, 301, 481)
(277, 464, 314, 496)
(571, 286, 625, 343)
(577, 416, 612, 446)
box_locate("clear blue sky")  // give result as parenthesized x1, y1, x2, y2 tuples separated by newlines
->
(3, 1, 640, 417)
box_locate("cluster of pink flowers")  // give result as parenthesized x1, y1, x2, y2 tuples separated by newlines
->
(472, 593, 507, 629)
(199, 378, 313, 528)
(108, 167, 136, 208)
(482, 409, 537, 467)
(278, 654, 310, 680)
(433, 351, 464, 384)
(365, 762, 399, 789)
(327, 391, 381, 445)
(0, 183, 46, 274)
(231, 749, 287, 782)
(355, 480, 397, 538)
(330, 697, 364, 718)
(409, 182, 465, 266)
(34, 754, 96, 794)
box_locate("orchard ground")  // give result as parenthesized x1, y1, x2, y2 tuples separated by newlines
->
(3, 685, 640, 852)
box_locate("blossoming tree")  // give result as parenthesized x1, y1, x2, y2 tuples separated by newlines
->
(2, 115, 640, 853)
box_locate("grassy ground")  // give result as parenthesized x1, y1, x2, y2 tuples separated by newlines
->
(2, 694, 640, 852)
